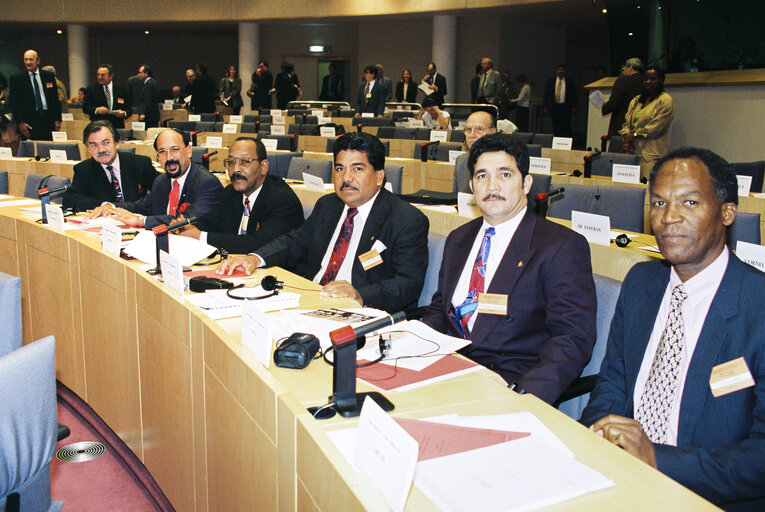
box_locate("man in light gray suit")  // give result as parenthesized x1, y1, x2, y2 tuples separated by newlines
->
(476, 57, 501, 105)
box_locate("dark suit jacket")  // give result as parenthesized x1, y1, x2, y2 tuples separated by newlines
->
(601, 72, 643, 136)
(395, 81, 418, 103)
(63, 152, 159, 211)
(196, 175, 304, 254)
(139, 77, 161, 128)
(122, 163, 223, 229)
(430, 72, 447, 106)
(356, 81, 385, 117)
(581, 254, 765, 508)
(191, 74, 217, 114)
(83, 83, 132, 128)
(8, 68, 61, 139)
(319, 73, 344, 102)
(127, 75, 144, 110)
(257, 189, 429, 312)
(422, 208, 596, 404)
(543, 76, 577, 111)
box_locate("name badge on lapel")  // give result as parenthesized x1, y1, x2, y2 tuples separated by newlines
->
(117, 97, 124, 104)
(359, 240, 386, 271)
(45, 82, 54, 88)
(476, 293, 508, 316)
(709, 357, 755, 397)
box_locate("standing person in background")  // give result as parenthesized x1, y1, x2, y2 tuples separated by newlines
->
(510, 74, 531, 131)
(42, 65, 68, 113)
(8, 49, 61, 141)
(475, 57, 501, 106)
(127, 72, 144, 112)
(0, 72, 20, 155)
(319, 63, 344, 102)
(602, 57, 645, 137)
(271, 62, 301, 110)
(395, 68, 417, 103)
(83, 64, 131, 128)
(137, 64, 161, 128)
(376, 64, 392, 102)
(422, 62, 447, 107)
(181, 68, 195, 106)
(496, 69, 517, 120)
(191, 63, 217, 114)
(247, 60, 273, 111)
(470, 62, 483, 104)
(543, 64, 576, 137)
(219, 65, 243, 115)
(356, 65, 385, 117)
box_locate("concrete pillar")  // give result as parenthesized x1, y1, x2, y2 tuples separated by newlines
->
(432, 15, 456, 105)
(239, 23, 259, 114)
(67, 24, 88, 95)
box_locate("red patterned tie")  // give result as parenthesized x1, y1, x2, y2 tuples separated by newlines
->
(167, 180, 180, 215)
(239, 198, 250, 235)
(455, 226, 495, 338)
(320, 208, 358, 285)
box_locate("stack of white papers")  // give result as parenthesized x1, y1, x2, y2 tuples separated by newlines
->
(185, 288, 300, 319)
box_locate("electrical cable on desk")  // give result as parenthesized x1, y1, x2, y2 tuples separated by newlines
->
(192, 248, 229, 266)
(311, 401, 336, 419)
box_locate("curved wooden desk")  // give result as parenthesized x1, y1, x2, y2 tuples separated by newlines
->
(0, 200, 717, 511)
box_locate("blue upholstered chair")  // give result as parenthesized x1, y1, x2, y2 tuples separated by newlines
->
(412, 142, 464, 162)
(418, 232, 447, 307)
(530, 133, 554, 148)
(526, 144, 542, 158)
(260, 134, 295, 151)
(325, 138, 389, 156)
(190, 147, 209, 166)
(384, 164, 403, 195)
(0, 171, 8, 195)
(199, 113, 218, 122)
(0, 272, 21, 358)
(23, 174, 71, 203)
(728, 212, 761, 247)
(547, 183, 646, 233)
(590, 152, 640, 177)
(392, 127, 417, 140)
(265, 151, 302, 179)
(17, 140, 35, 158)
(287, 157, 332, 182)
(36, 142, 81, 161)
(116, 129, 133, 142)
(168, 121, 196, 132)
(375, 126, 395, 139)
(116, 146, 136, 155)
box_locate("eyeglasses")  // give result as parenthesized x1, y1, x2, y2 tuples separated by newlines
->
(464, 126, 488, 136)
(156, 146, 183, 157)
(224, 157, 258, 169)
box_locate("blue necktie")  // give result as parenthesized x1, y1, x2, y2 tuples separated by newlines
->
(455, 226, 495, 338)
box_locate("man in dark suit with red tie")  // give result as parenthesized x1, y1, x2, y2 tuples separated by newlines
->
(82, 64, 131, 129)
(356, 65, 386, 117)
(543, 64, 577, 137)
(8, 49, 61, 141)
(422, 133, 596, 404)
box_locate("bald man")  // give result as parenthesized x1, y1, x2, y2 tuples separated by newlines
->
(453, 110, 497, 193)
(8, 49, 61, 140)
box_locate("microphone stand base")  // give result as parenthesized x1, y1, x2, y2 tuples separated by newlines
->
(335, 392, 394, 418)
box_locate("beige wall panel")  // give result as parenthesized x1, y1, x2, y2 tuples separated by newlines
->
(192, 316, 209, 512)
(2, 0, 63, 22)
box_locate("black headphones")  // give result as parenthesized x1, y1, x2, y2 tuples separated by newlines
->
(226, 275, 284, 300)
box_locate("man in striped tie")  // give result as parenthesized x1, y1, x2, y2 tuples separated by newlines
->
(422, 133, 596, 404)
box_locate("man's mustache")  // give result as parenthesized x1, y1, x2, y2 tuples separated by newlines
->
(340, 182, 358, 191)
(482, 193, 506, 201)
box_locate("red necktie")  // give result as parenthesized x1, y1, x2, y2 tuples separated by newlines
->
(320, 208, 358, 285)
(106, 165, 123, 203)
(168, 180, 180, 215)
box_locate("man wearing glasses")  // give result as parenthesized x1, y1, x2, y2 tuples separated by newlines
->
(88, 128, 222, 228)
(176, 137, 304, 254)
(453, 111, 497, 193)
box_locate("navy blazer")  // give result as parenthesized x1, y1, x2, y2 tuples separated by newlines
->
(581, 253, 765, 508)
(356, 81, 386, 117)
(256, 189, 429, 312)
(83, 83, 132, 128)
(123, 163, 223, 229)
(196, 175, 304, 254)
(63, 152, 159, 211)
(8, 68, 61, 135)
(422, 208, 597, 404)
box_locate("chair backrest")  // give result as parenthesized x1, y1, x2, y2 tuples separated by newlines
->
(0, 171, 8, 195)
(731, 161, 765, 194)
(527, 144, 542, 158)
(591, 152, 640, 177)
(199, 112, 218, 122)
(190, 147, 209, 166)
(23, 174, 71, 202)
(351, 116, 394, 127)
(530, 133, 554, 148)
(117, 146, 136, 155)
(17, 140, 35, 158)
(384, 164, 403, 195)
(168, 120, 196, 131)
(265, 151, 302, 179)
(607, 135, 623, 153)
(450, 130, 465, 143)
(0, 336, 60, 512)
(325, 138, 389, 156)
(116, 128, 133, 141)
(376, 126, 396, 139)
(393, 127, 417, 140)
(195, 121, 217, 132)
(36, 142, 81, 161)
(287, 157, 332, 182)
(295, 115, 318, 124)
(240, 122, 258, 134)
(513, 132, 534, 145)
(412, 142, 464, 162)
(260, 134, 295, 151)
(0, 272, 21, 358)
(728, 212, 761, 247)
(243, 114, 259, 123)
(547, 183, 646, 233)
(418, 232, 447, 307)
(414, 128, 431, 141)
(527, 174, 552, 215)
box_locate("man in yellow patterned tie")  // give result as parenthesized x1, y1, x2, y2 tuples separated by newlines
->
(543, 64, 576, 137)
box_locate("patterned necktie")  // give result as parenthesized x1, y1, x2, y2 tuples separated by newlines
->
(455, 227, 495, 338)
(480, 73, 487, 97)
(364, 82, 370, 109)
(319, 208, 358, 285)
(635, 284, 688, 443)
(104, 85, 112, 109)
(555, 78, 562, 103)
(106, 165, 124, 203)
(239, 197, 250, 235)
(167, 180, 180, 216)
(32, 73, 44, 112)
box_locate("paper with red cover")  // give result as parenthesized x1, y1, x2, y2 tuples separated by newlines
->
(357, 354, 481, 392)
(393, 417, 529, 461)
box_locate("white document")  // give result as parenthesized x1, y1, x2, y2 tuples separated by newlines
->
(51, 131, 68, 142)
(457, 192, 481, 218)
(131, 122, 146, 131)
(737, 175, 753, 197)
(354, 398, 419, 512)
(45, 203, 65, 232)
(320, 126, 336, 137)
(100, 222, 123, 257)
(449, 150, 466, 165)
(186, 288, 300, 320)
(612, 163, 641, 184)
(430, 130, 448, 142)
(222, 123, 237, 134)
(205, 136, 223, 149)
(0, 199, 42, 208)
(184, 95, 192, 103)
(61, 113, 74, 121)
(418, 82, 434, 96)
(188, 114, 201, 122)
(159, 250, 184, 296)
(49, 149, 68, 162)
(552, 137, 573, 150)
(271, 114, 286, 124)
(262, 138, 278, 151)
(241, 301, 272, 367)
(123, 230, 216, 267)
(276, 308, 389, 350)
(0, 147, 12, 159)
(529, 156, 551, 175)
(302, 172, 325, 191)
(229, 115, 243, 124)
(589, 90, 605, 108)
(736, 240, 765, 272)
(270, 124, 286, 135)
(571, 210, 611, 247)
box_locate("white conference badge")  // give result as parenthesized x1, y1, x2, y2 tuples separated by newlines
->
(571, 210, 611, 246)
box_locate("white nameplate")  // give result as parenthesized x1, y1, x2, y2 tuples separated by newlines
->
(316, 116, 329, 126)
(131, 121, 145, 131)
(311, 109, 324, 117)
(61, 113, 74, 121)
(241, 301, 272, 368)
(384, 182, 393, 193)
(571, 210, 611, 246)
(457, 121, 466, 130)
(162, 103, 173, 111)
(529, 156, 551, 175)
(45, 203, 65, 232)
(449, 150, 466, 165)
(354, 397, 418, 512)
(737, 175, 753, 197)
(100, 222, 122, 258)
(737, 241, 765, 272)
(164, 99, 174, 105)
(361, 112, 374, 118)
(271, 114, 286, 124)
(612, 164, 641, 184)
(302, 172, 325, 191)
(262, 138, 278, 151)
(320, 126, 336, 137)
(49, 149, 68, 162)
(457, 192, 481, 218)
(430, 130, 448, 142)
(188, 114, 201, 122)
(270, 125, 286, 135)
(205, 136, 223, 149)
(159, 250, 184, 296)
(552, 137, 573, 150)
(222, 123, 237, 134)
(51, 131, 67, 142)
(229, 115, 243, 124)
(0, 147, 12, 159)
(408, 119, 424, 128)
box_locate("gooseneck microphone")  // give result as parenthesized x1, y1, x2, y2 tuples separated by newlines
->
(329, 311, 406, 347)
(533, 187, 565, 202)
(37, 184, 69, 197)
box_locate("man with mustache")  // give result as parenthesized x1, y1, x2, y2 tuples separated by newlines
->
(422, 133, 596, 404)
(176, 137, 304, 254)
(63, 121, 158, 211)
(87, 128, 222, 229)
(217, 132, 429, 313)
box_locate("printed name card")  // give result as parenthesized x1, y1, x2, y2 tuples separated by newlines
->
(311, 109, 324, 117)
(449, 150, 467, 165)
(737, 175, 753, 197)
(158, 250, 184, 296)
(100, 222, 122, 258)
(131, 122, 145, 131)
(242, 301, 272, 367)
(361, 112, 374, 118)
(270, 125, 286, 135)
(222, 123, 238, 134)
(457, 192, 481, 218)
(271, 114, 286, 124)
(430, 130, 448, 142)
(188, 114, 201, 122)
(320, 126, 336, 137)
(162, 103, 174, 110)
(529, 157, 551, 175)
(229, 115, 243, 124)
(45, 203, 65, 232)
(552, 137, 573, 150)
(205, 136, 223, 149)
(51, 131, 68, 142)
(61, 113, 74, 121)
(612, 164, 641, 184)
(262, 138, 278, 151)
(571, 210, 611, 246)
(316, 116, 330, 126)
(302, 172, 325, 192)
(49, 149, 68, 162)
(736, 240, 765, 272)
(0, 147, 12, 159)
(408, 119, 424, 128)
(384, 182, 393, 192)
(164, 99, 174, 104)
(709, 357, 755, 397)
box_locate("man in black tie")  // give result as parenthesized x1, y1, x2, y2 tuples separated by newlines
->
(8, 49, 61, 141)
(83, 64, 131, 129)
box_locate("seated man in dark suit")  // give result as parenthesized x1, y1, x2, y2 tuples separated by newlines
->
(82, 64, 131, 129)
(63, 121, 158, 211)
(422, 133, 596, 404)
(356, 65, 385, 117)
(87, 128, 222, 229)
(582, 148, 765, 509)
(177, 137, 304, 254)
(218, 132, 429, 313)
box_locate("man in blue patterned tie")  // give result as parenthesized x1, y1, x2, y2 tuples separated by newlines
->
(582, 148, 765, 509)
(422, 133, 597, 404)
